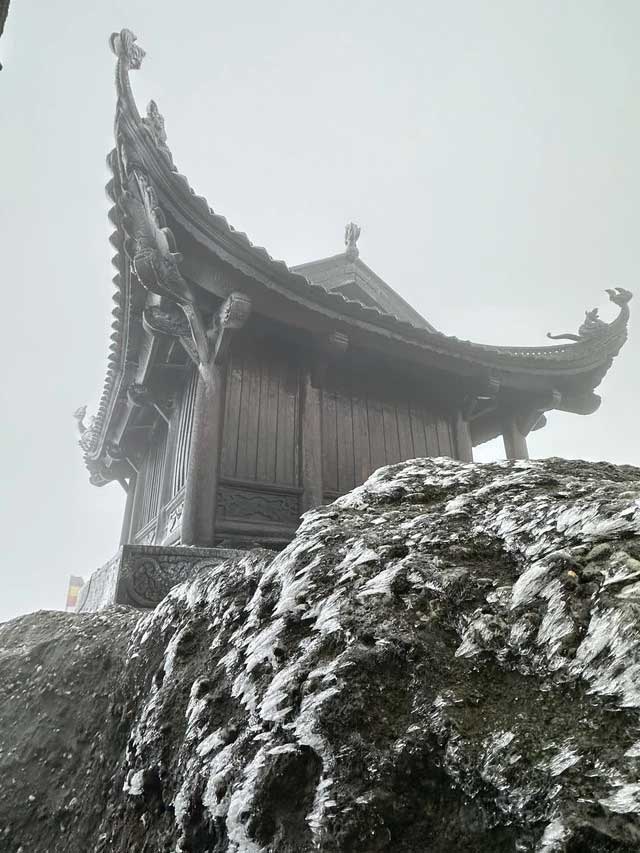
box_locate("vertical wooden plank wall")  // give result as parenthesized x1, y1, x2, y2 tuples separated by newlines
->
(171, 367, 198, 497)
(321, 385, 456, 499)
(220, 338, 300, 487)
(131, 425, 168, 536)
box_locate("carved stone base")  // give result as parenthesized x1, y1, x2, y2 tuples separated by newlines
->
(76, 544, 242, 612)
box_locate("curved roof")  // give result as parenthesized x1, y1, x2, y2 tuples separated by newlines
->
(80, 29, 632, 481)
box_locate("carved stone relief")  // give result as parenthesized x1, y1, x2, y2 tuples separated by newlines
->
(117, 545, 241, 608)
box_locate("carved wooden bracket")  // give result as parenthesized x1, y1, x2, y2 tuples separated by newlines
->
(464, 374, 502, 421)
(212, 292, 252, 366)
(118, 150, 254, 394)
(143, 303, 199, 365)
(127, 383, 172, 425)
(515, 390, 563, 436)
(86, 439, 133, 489)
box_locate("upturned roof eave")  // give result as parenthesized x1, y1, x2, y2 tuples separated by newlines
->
(105, 48, 628, 376)
(149, 157, 630, 377)
(82, 29, 632, 477)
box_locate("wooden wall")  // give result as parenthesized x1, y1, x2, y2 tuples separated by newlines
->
(131, 424, 168, 540)
(214, 335, 303, 542)
(321, 368, 455, 499)
(170, 367, 198, 498)
(220, 336, 300, 487)
(125, 332, 461, 548)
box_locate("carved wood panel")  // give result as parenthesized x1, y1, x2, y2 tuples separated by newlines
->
(217, 482, 300, 526)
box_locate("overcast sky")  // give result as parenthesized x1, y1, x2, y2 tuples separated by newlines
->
(1, 1, 638, 623)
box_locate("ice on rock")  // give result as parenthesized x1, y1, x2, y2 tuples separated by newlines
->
(511, 562, 552, 608)
(8, 457, 640, 852)
(599, 783, 640, 814)
(358, 565, 403, 598)
(225, 749, 268, 853)
(546, 744, 582, 777)
(123, 770, 145, 796)
(537, 817, 570, 852)
(536, 579, 573, 651)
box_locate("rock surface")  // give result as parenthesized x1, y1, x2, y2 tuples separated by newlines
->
(2, 457, 640, 852)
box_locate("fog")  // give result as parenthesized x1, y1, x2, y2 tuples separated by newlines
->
(1, 0, 638, 623)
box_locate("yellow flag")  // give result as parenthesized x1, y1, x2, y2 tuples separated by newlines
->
(65, 575, 84, 611)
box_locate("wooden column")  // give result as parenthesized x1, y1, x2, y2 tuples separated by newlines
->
(180, 363, 227, 546)
(299, 330, 348, 510)
(119, 473, 138, 545)
(453, 410, 474, 462)
(180, 291, 252, 547)
(502, 416, 529, 460)
(300, 369, 323, 512)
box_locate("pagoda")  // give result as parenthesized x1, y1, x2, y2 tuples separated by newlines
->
(75, 30, 631, 609)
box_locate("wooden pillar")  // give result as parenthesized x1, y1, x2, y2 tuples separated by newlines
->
(156, 393, 180, 544)
(119, 473, 137, 546)
(300, 369, 323, 512)
(299, 330, 347, 511)
(502, 416, 529, 460)
(180, 363, 227, 546)
(453, 411, 474, 462)
(180, 291, 252, 547)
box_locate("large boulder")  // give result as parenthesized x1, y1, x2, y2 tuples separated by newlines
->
(1, 457, 640, 852)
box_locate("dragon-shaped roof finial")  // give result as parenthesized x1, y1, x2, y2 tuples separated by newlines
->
(345, 222, 361, 261)
(606, 287, 633, 307)
(547, 287, 632, 343)
(73, 406, 99, 455)
(109, 28, 145, 70)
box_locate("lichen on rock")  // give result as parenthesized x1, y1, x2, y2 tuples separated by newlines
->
(1, 457, 640, 851)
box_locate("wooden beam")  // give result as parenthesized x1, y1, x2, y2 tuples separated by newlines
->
(300, 369, 323, 512)
(502, 417, 529, 460)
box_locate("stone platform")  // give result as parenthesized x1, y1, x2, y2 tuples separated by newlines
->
(76, 545, 242, 612)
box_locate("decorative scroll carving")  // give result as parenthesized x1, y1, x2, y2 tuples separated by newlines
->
(213, 292, 253, 364)
(143, 303, 190, 338)
(217, 485, 300, 526)
(547, 288, 633, 342)
(127, 382, 152, 407)
(115, 545, 240, 608)
(344, 222, 361, 261)
(119, 161, 252, 389)
(74, 406, 129, 487)
(127, 382, 172, 425)
(121, 172, 187, 303)
(219, 291, 253, 329)
(143, 304, 199, 365)
(126, 556, 189, 607)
